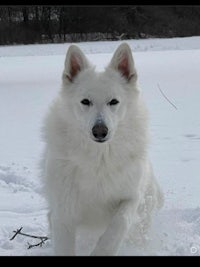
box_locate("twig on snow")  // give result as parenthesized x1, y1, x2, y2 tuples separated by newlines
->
(10, 227, 49, 249)
(10, 227, 23, 240)
(27, 237, 48, 249)
(157, 83, 178, 110)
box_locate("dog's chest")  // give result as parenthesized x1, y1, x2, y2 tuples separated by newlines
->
(64, 156, 138, 218)
(54, 145, 143, 225)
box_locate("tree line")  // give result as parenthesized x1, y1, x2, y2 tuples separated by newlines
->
(1, 6, 200, 45)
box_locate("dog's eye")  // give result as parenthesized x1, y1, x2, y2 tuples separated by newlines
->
(81, 99, 91, 106)
(109, 99, 119, 105)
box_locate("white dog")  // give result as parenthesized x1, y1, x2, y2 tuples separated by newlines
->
(41, 43, 163, 256)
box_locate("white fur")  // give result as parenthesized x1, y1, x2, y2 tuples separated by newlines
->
(41, 43, 164, 256)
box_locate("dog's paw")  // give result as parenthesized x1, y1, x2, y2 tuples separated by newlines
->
(90, 246, 118, 256)
(90, 249, 111, 256)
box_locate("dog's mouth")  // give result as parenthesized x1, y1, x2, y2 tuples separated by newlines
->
(90, 134, 110, 143)
(93, 138, 108, 143)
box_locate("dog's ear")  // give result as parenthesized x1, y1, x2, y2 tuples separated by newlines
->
(63, 45, 90, 82)
(108, 43, 137, 82)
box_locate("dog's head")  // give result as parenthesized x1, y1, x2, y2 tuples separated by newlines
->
(61, 43, 139, 144)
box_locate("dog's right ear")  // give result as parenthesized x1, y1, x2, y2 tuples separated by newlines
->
(108, 43, 137, 83)
(63, 45, 90, 83)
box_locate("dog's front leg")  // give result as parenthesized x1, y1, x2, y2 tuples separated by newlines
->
(51, 218, 76, 256)
(91, 199, 138, 256)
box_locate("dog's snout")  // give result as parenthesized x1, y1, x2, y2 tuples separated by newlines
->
(92, 123, 108, 141)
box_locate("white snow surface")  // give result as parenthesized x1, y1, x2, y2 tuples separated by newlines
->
(0, 36, 200, 256)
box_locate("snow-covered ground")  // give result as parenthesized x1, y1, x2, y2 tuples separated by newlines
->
(0, 36, 200, 256)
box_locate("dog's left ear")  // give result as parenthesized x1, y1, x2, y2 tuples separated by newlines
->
(63, 45, 91, 83)
(108, 43, 137, 82)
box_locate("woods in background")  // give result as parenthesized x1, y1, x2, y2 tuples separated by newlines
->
(1, 6, 200, 45)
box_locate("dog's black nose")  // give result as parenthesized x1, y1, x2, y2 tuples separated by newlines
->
(92, 123, 108, 141)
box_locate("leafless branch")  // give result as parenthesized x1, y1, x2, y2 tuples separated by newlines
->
(10, 227, 49, 249)
(27, 237, 48, 249)
(10, 227, 23, 240)
(157, 83, 178, 110)
(115, 33, 126, 40)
